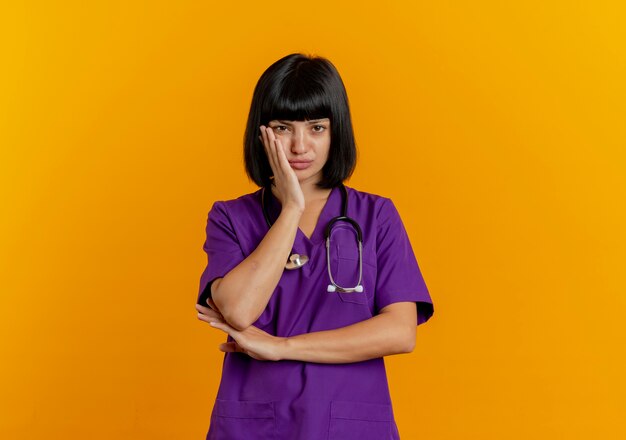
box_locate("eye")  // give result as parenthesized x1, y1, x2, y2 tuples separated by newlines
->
(313, 125, 327, 132)
(273, 125, 288, 132)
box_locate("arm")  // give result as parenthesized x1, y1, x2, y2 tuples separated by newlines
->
(279, 302, 418, 363)
(212, 204, 303, 331)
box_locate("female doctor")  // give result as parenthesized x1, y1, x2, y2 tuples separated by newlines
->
(195, 53, 434, 440)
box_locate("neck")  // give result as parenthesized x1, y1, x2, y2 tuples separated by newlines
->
(269, 175, 335, 206)
(299, 179, 332, 203)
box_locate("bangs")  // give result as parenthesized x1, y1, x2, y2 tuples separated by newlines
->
(262, 80, 332, 123)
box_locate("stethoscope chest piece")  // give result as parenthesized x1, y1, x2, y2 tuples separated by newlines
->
(285, 253, 309, 270)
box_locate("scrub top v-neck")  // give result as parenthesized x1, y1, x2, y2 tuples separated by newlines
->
(197, 185, 434, 440)
(270, 184, 336, 259)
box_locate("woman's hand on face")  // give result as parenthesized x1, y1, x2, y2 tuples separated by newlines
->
(196, 304, 287, 361)
(259, 125, 305, 213)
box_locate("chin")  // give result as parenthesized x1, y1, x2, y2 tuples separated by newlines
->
(295, 167, 322, 182)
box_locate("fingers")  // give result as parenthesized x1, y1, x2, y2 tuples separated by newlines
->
(210, 320, 238, 339)
(259, 127, 271, 170)
(260, 126, 279, 178)
(261, 125, 298, 188)
(265, 127, 288, 173)
(219, 341, 242, 353)
(272, 136, 290, 175)
(206, 298, 222, 315)
(195, 303, 223, 320)
(196, 311, 223, 325)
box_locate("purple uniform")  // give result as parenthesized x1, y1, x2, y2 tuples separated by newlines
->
(197, 185, 434, 440)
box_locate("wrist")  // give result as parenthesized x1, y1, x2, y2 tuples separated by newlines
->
(277, 336, 293, 361)
(282, 203, 304, 216)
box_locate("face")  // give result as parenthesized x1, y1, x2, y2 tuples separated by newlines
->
(267, 118, 331, 184)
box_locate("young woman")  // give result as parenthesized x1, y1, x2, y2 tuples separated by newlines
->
(195, 52, 434, 440)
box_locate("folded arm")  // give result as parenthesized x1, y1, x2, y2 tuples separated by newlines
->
(279, 302, 418, 363)
(210, 204, 303, 331)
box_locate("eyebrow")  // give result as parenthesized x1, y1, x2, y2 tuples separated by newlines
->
(275, 119, 329, 125)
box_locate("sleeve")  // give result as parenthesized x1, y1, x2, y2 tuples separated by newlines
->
(374, 198, 434, 325)
(196, 201, 246, 306)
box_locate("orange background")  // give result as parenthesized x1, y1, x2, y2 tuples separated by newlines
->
(1, 1, 625, 439)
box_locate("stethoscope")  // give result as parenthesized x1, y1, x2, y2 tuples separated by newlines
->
(261, 183, 364, 293)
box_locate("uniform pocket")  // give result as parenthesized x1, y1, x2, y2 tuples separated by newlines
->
(328, 400, 394, 440)
(333, 244, 370, 305)
(208, 399, 276, 440)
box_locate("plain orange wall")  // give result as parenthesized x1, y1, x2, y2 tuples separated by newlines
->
(1, 1, 625, 439)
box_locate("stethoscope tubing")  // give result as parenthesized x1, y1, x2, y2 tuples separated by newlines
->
(261, 183, 364, 293)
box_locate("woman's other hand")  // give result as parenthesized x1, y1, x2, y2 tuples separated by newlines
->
(196, 303, 287, 361)
(259, 125, 305, 213)
(195, 298, 224, 321)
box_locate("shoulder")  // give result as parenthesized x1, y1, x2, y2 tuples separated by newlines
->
(345, 185, 395, 220)
(208, 188, 263, 216)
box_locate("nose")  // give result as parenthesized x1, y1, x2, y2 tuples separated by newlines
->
(289, 127, 309, 154)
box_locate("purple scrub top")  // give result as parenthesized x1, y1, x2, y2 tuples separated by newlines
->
(197, 185, 434, 440)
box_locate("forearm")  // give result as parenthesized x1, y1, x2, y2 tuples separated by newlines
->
(213, 205, 302, 330)
(279, 313, 415, 364)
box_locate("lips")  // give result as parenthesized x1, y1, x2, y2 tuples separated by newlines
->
(288, 160, 313, 170)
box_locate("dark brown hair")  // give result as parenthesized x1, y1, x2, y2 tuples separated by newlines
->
(243, 53, 358, 190)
